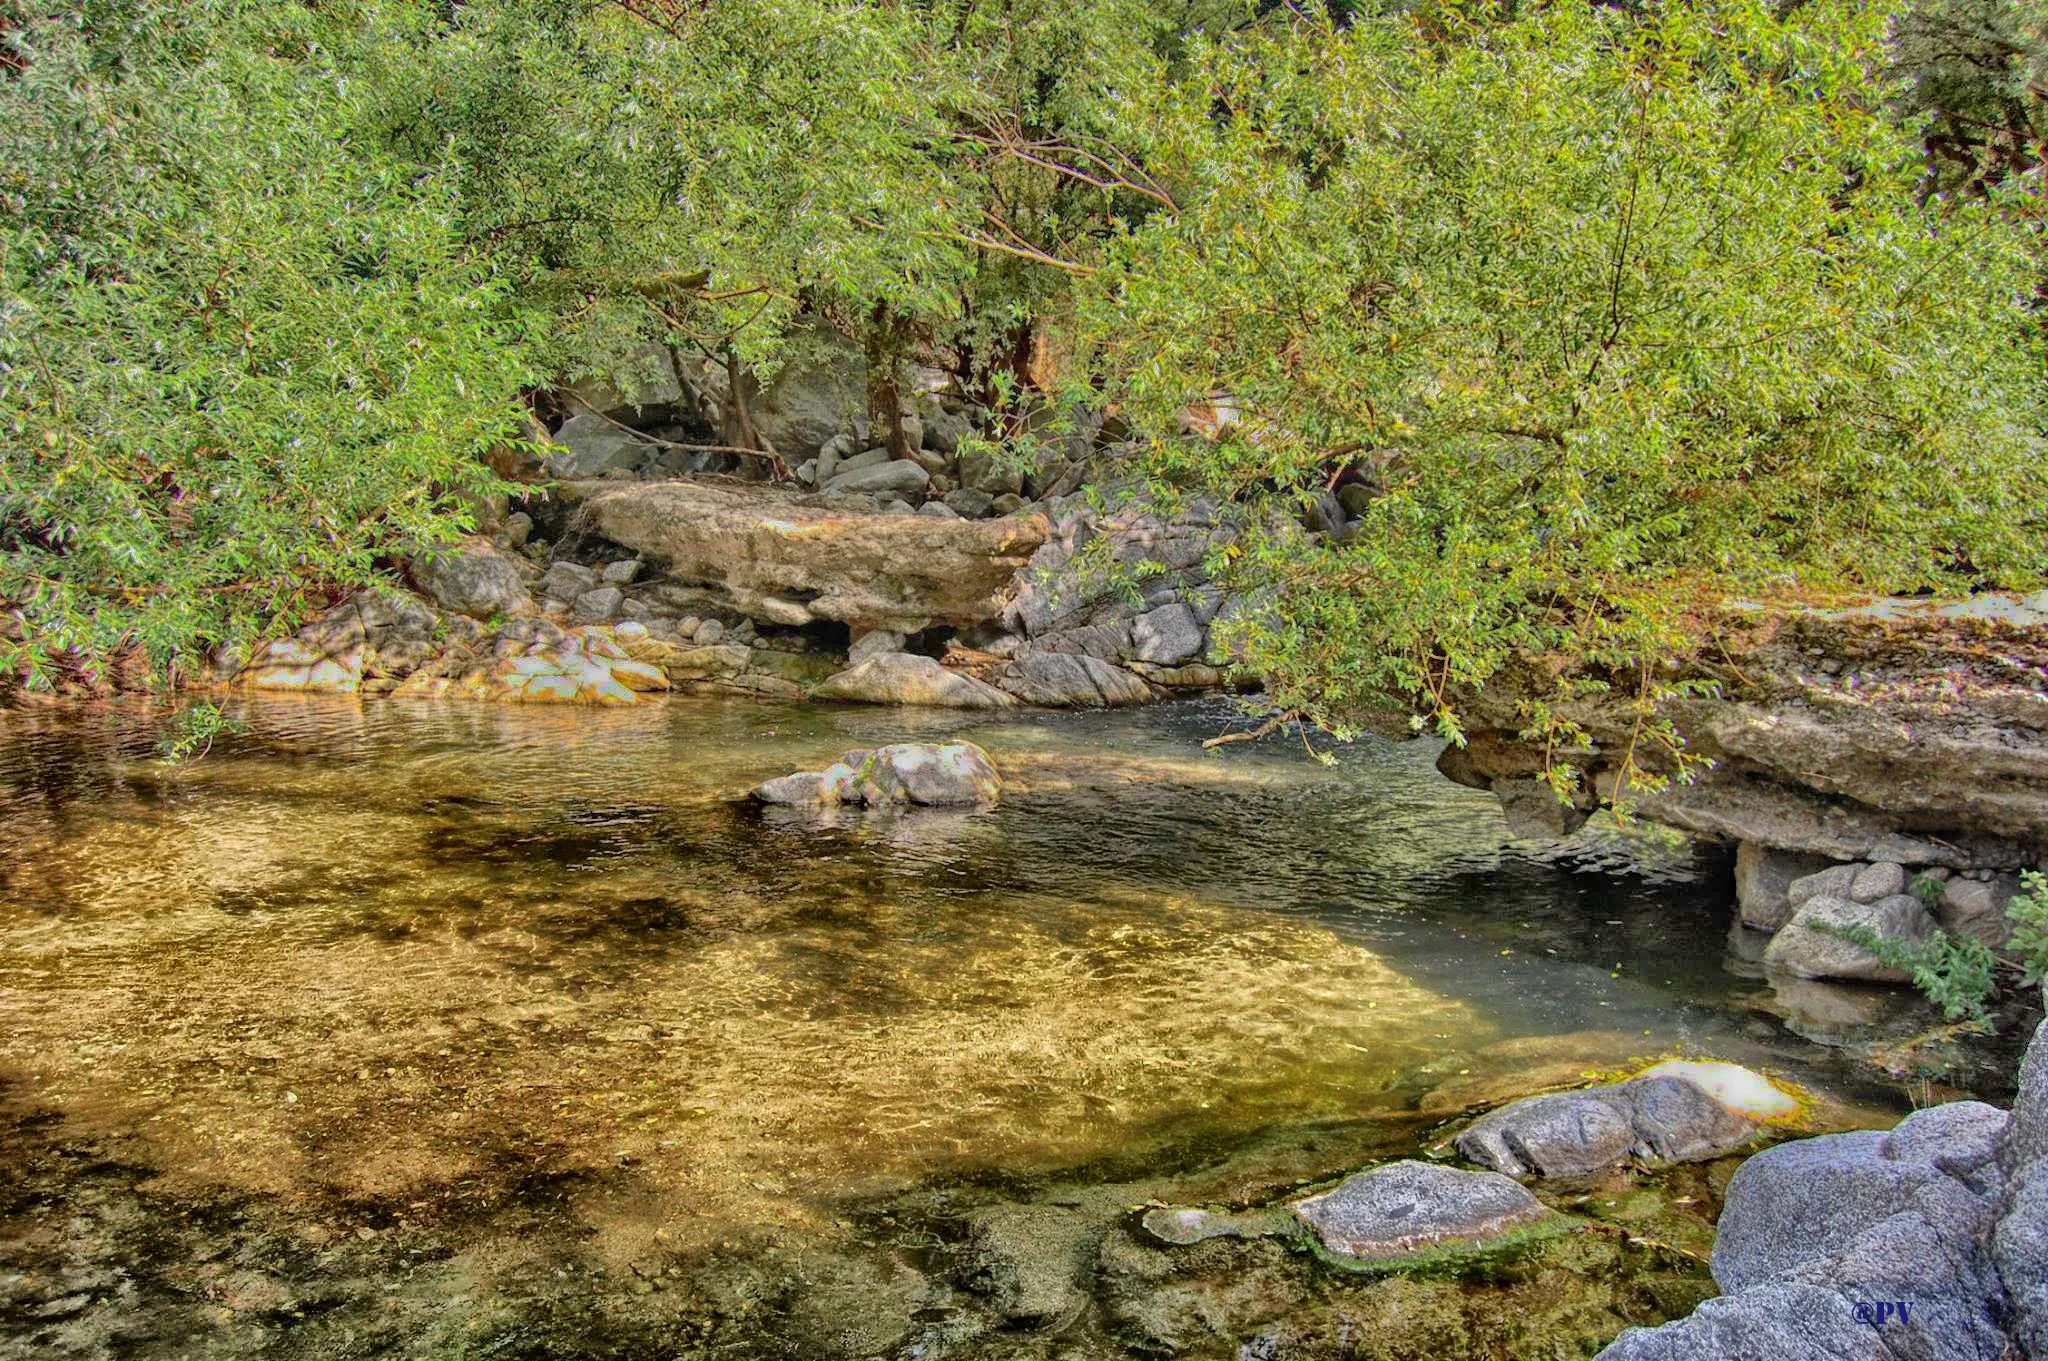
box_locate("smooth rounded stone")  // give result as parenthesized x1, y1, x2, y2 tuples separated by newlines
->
(1130, 601, 1205, 665)
(600, 558, 643, 585)
(1787, 863, 1861, 909)
(1736, 843, 1839, 932)
(995, 652, 1153, 708)
(1290, 1161, 1550, 1266)
(917, 500, 961, 519)
(1456, 1091, 1634, 1178)
(846, 629, 906, 667)
(1763, 893, 1934, 982)
(1941, 874, 2020, 948)
(540, 560, 600, 601)
(571, 585, 624, 623)
(677, 615, 702, 640)
(613, 620, 650, 643)
(943, 487, 996, 518)
(991, 492, 1031, 516)
(1137, 1205, 1293, 1246)
(694, 619, 725, 645)
(881, 499, 916, 516)
(1880, 1101, 2010, 1193)
(811, 653, 1012, 709)
(824, 458, 931, 498)
(499, 511, 534, 549)
(1848, 860, 1906, 903)
(408, 539, 531, 620)
(753, 742, 1002, 808)
(545, 412, 647, 479)
(1456, 1068, 1771, 1178)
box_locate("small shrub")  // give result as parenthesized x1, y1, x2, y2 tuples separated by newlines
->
(2007, 871, 2048, 990)
(1830, 924, 1998, 1024)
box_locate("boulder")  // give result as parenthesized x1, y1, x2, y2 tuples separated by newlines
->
(1130, 602, 1205, 665)
(811, 653, 1013, 709)
(1291, 1161, 1551, 1266)
(823, 458, 930, 498)
(575, 480, 1045, 634)
(572, 586, 624, 623)
(846, 629, 907, 667)
(1600, 1019, 2048, 1361)
(753, 742, 1002, 808)
(745, 324, 868, 459)
(1736, 843, 1840, 931)
(540, 561, 600, 602)
(408, 539, 531, 620)
(1788, 864, 1861, 909)
(1849, 861, 1907, 903)
(995, 653, 1153, 708)
(545, 413, 647, 479)
(1941, 875, 2021, 948)
(1763, 894, 1934, 982)
(1455, 1063, 1779, 1178)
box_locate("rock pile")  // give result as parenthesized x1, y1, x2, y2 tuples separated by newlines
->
(1598, 1019, 2048, 1361)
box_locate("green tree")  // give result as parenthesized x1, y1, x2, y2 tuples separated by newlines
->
(1076, 0, 2047, 760)
(0, 0, 534, 689)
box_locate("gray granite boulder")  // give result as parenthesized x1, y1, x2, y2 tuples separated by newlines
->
(546, 412, 647, 478)
(1456, 1068, 1764, 1178)
(810, 653, 1013, 709)
(995, 652, 1153, 708)
(409, 539, 531, 620)
(1291, 1161, 1550, 1266)
(1736, 843, 1837, 931)
(1762, 893, 1934, 982)
(753, 742, 1002, 808)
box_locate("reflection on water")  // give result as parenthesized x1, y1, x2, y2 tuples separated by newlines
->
(0, 695, 1893, 1355)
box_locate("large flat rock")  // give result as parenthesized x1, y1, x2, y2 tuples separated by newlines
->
(575, 479, 1046, 633)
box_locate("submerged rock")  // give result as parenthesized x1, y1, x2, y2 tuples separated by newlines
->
(1456, 1063, 1786, 1178)
(957, 1204, 1097, 1325)
(753, 742, 1002, 808)
(1291, 1161, 1551, 1266)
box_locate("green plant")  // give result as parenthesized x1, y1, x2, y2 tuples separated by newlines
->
(1833, 923, 2000, 1024)
(1909, 874, 1948, 908)
(154, 702, 246, 765)
(2006, 870, 2048, 989)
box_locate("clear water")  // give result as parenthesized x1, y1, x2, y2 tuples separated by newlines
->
(0, 695, 1900, 1357)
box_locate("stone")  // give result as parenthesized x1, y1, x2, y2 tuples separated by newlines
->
(1788, 864, 1861, 909)
(1130, 602, 1205, 665)
(1136, 1206, 1293, 1246)
(1290, 1161, 1550, 1265)
(1995, 1159, 2048, 1359)
(545, 412, 648, 479)
(810, 653, 1012, 709)
(943, 487, 995, 519)
(1941, 874, 2020, 948)
(1736, 843, 1840, 931)
(1763, 893, 1934, 982)
(576, 480, 1044, 634)
(1849, 861, 1906, 903)
(408, 539, 531, 620)
(1881, 1101, 2010, 1194)
(823, 458, 930, 498)
(957, 1204, 1096, 1325)
(745, 323, 868, 459)
(500, 511, 533, 549)
(694, 619, 725, 645)
(540, 561, 600, 601)
(572, 586, 624, 623)
(754, 742, 1001, 808)
(992, 493, 1031, 516)
(600, 559, 643, 585)
(1455, 1066, 1773, 1178)
(2010, 1018, 2048, 1175)
(995, 653, 1153, 708)
(917, 500, 960, 519)
(846, 629, 906, 667)
(1493, 776, 1592, 840)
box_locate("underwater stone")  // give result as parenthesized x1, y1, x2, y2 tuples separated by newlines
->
(753, 742, 1002, 808)
(1290, 1160, 1549, 1265)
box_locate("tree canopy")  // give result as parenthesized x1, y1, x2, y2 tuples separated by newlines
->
(2, 0, 2043, 730)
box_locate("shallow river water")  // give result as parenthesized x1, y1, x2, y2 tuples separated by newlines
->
(0, 696, 1911, 1359)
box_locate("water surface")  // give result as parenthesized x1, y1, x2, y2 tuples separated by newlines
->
(0, 695, 1900, 1357)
